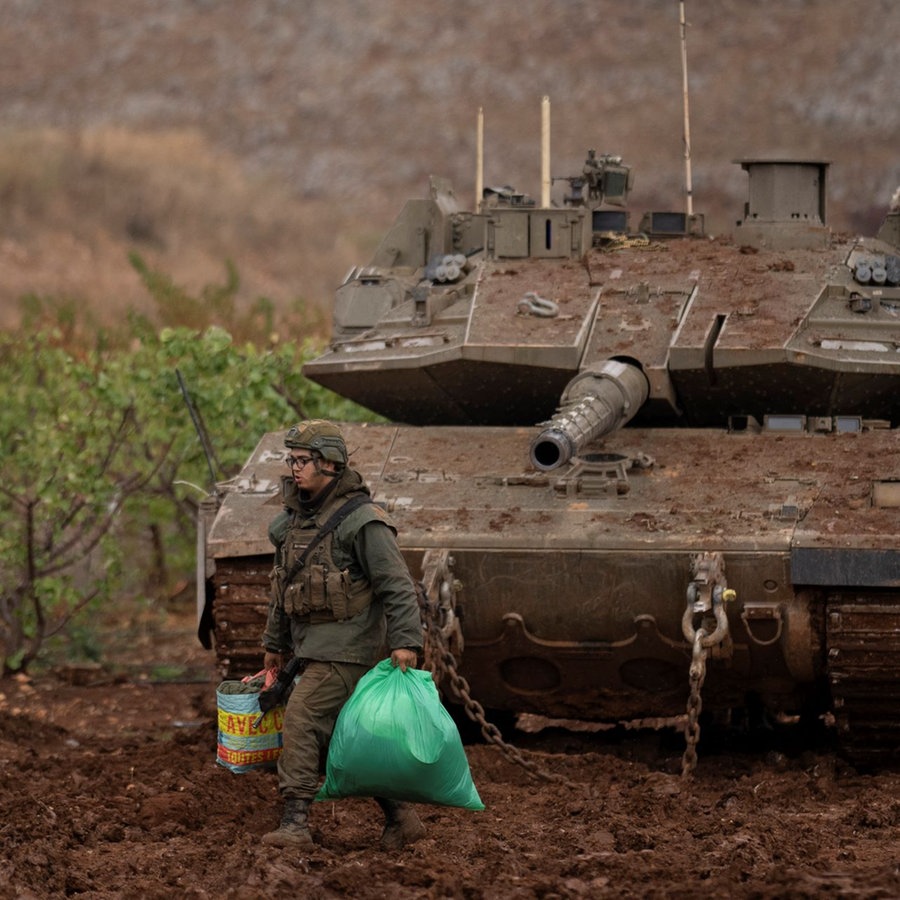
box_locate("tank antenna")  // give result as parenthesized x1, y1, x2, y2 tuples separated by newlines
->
(476, 106, 484, 212)
(541, 96, 551, 208)
(679, 1, 694, 217)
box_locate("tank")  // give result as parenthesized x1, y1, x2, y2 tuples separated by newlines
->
(202, 147, 900, 768)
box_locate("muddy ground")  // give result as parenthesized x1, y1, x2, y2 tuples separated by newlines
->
(1, 665, 899, 900)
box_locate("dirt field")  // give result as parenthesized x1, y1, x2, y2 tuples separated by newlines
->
(1, 663, 899, 900)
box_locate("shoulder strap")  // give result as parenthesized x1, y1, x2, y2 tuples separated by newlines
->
(283, 494, 373, 586)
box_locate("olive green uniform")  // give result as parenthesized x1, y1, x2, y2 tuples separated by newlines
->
(262, 466, 423, 799)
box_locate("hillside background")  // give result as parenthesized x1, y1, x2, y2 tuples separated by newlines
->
(1, 0, 898, 332)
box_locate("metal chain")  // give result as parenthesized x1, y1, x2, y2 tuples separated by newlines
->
(679, 552, 734, 778)
(418, 561, 718, 785)
(417, 582, 580, 790)
(681, 628, 708, 778)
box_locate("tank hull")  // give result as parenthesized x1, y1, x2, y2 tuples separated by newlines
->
(206, 423, 900, 763)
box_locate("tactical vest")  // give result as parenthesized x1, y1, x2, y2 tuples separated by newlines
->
(269, 495, 376, 622)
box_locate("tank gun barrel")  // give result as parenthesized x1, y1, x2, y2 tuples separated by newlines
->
(530, 360, 649, 471)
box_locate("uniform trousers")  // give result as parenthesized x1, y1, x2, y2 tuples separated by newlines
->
(277, 659, 370, 799)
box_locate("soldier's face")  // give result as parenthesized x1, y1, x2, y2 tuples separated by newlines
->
(287, 452, 337, 497)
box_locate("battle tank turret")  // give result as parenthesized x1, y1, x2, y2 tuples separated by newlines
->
(203, 144, 900, 769)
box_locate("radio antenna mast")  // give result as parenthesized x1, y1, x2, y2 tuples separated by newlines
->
(679, 0, 694, 217)
(475, 106, 484, 211)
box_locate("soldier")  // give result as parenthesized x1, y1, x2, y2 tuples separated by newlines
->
(260, 419, 426, 850)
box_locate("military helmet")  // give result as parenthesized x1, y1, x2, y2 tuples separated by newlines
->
(284, 419, 348, 464)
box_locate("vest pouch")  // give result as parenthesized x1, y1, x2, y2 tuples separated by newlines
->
(283, 581, 304, 616)
(333, 570, 375, 620)
(327, 569, 351, 620)
(301, 563, 329, 614)
(269, 565, 287, 610)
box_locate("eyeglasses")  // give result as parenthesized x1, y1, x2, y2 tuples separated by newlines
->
(286, 454, 316, 470)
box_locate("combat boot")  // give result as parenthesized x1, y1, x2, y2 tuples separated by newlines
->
(261, 796, 314, 849)
(375, 797, 426, 850)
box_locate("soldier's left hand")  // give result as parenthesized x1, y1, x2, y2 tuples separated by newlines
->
(390, 648, 418, 672)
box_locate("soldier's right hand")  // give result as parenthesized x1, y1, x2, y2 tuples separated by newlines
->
(264, 651, 285, 672)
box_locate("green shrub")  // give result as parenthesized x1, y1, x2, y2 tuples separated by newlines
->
(0, 266, 376, 673)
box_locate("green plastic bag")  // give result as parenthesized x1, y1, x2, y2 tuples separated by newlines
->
(316, 659, 484, 810)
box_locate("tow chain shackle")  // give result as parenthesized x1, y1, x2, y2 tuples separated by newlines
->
(680, 553, 736, 777)
(702, 585, 736, 648)
(682, 553, 736, 647)
(420, 548, 464, 659)
(438, 571, 464, 651)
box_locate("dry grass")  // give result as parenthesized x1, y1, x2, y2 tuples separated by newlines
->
(0, 126, 355, 338)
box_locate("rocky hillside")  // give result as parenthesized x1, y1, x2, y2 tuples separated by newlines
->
(0, 0, 898, 329)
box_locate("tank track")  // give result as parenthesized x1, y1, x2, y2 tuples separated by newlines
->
(827, 596, 900, 768)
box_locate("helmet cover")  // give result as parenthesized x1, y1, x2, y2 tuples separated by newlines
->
(284, 419, 348, 464)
